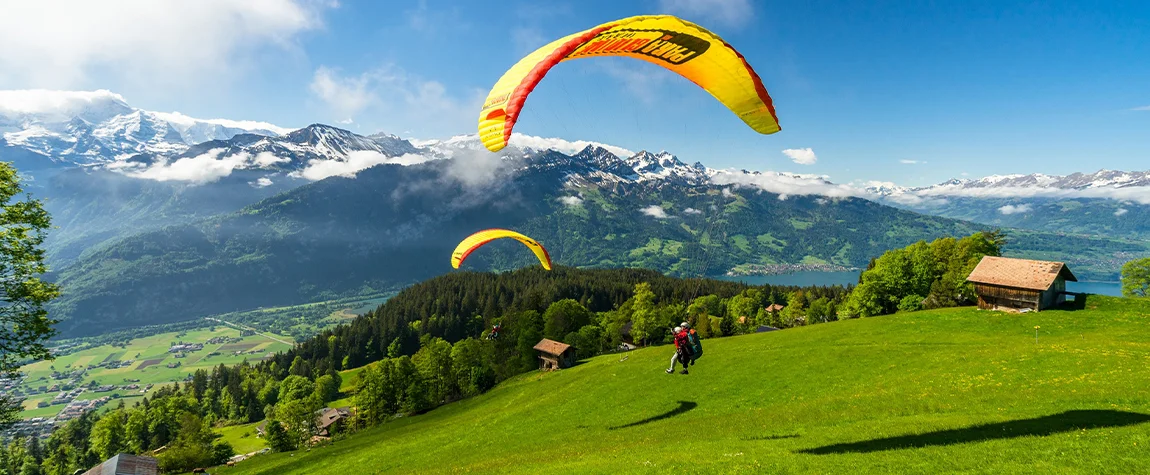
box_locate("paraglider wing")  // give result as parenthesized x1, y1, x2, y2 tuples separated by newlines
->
(451, 229, 553, 270)
(478, 14, 780, 153)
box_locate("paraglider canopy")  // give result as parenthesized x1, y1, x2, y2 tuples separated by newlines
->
(451, 228, 553, 271)
(478, 14, 780, 153)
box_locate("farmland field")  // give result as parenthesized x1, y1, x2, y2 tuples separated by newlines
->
(12, 325, 296, 419)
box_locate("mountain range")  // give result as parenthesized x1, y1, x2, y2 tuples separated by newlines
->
(867, 171, 1150, 240)
(1, 90, 1148, 337)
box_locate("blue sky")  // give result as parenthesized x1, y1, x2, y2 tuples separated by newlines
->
(1, 0, 1147, 186)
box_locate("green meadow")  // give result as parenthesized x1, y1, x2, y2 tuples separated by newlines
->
(16, 326, 294, 418)
(215, 295, 1149, 474)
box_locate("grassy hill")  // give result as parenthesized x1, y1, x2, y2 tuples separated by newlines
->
(213, 295, 1149, 474)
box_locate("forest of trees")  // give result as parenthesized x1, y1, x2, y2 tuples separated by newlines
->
(845, 231, 1005, 317)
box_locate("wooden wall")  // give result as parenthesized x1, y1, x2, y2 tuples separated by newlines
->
(974, 283, 1041, 310)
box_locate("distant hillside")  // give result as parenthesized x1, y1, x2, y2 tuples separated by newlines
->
(48, 147, 1150, 337)
(867, 170, 1150, 241)
(892, 197, 1150, 241)
(32, 167, 301, 267)
(48, 149, 986, 337)
(215, 295, 1150, 474)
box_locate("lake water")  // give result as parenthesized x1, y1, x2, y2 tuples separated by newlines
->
(716, 270, 1123, 297)
(717, 270, 861, 288)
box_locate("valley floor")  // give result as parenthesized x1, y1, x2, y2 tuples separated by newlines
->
(216, 296, 1149, 474)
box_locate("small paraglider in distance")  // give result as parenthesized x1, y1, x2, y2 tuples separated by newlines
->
(486, 324, 502, 340)
(477, 14, 781, 153)
(451, 228, 553, 271)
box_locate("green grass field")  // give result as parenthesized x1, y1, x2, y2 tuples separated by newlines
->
(215, 295, 1150, 474)
(16, 326, 294, 418)
(216, 421, 269, 455)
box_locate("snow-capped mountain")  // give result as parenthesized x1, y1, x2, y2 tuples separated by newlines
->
(867, 170, 1150, 201)
(0, 90, 292, 165)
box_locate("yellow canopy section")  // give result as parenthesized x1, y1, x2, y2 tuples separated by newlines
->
(451, 229, 553, 271)
(478, 14, 780, 153)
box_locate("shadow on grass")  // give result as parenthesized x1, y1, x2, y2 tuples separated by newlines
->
(1056, 292, 1089, 311)
(609, 401, 697, 430)
(798, 410, 1150, 455)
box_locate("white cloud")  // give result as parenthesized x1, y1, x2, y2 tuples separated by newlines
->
(913, 184, 1150, 205)
(961, 172, 970, 176)
(251, 177, 274, 188)
(683, 207, 703, 215)
(721, 187, 734, 198)
(782, 148, 817, 165)
(0, 89, 128, 122)
(998, 204, 1032, 215)
(711, 170, 864, 200)
(252, 152, 289, 167)
(1131, 105, 1150, 111)
(308, 65, 483, 137)
(815, 198, 828, 205)
(900, 159, 922, 164)
(1115, 208, 1129, 216)
(640, 205, 669, 219)
(507, 134, 634, 158)
(658, 0, 753, 29)
(295, 150, 432, 181)
(0, 0, 333, 89)
(558, 196, 583, 207)
(310, 67, 376, 124)
(125, 148, 250, 184)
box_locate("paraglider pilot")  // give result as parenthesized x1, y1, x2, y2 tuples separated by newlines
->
(666, 324, 692, 375)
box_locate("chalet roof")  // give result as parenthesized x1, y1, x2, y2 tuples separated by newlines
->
(316, 406, 351, 430)
(83, 453, 157, 475)
(533, 338, 571, 356)
(765, 304, 785, 312)
(966, 256, 1077, 291)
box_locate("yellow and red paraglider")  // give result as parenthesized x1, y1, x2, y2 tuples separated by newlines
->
(451, 229, 552, 271)
(478, 14, 780, 153)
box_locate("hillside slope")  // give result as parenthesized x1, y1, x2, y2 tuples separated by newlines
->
(48, 152, 990, 336)
(219, 296, 1150, 474)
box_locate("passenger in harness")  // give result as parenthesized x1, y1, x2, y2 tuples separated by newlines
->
(683, 321, 702, 365)
(665, 326, 692, 375)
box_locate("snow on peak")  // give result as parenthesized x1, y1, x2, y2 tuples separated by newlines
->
(0, 89, 131, 124)
(0, 89, 293, 164)
(867, 169, 1150, 205)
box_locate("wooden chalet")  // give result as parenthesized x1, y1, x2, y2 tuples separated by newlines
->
(534, 338, 576, 370)
(966, 256, 1077, 311)
(316, 406, 352, 437)
(83, 453, 158, 475)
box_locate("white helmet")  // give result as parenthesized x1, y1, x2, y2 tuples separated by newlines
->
(681, 322, 690, 329)
(673, 326, 682, 333)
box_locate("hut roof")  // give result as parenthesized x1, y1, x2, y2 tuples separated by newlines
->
(765, 304, 785, 312)
(966, 256, 1077, 291)
(533, 338, 572, 356)
(83, 453, 158, 475)
(316, 407, 351, 430)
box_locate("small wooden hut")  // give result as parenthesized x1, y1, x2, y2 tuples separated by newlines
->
(966, 256, 1077, 311)
(534, 338, 576, 370)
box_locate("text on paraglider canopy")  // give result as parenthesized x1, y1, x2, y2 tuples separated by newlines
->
(568, 29, 711, 65)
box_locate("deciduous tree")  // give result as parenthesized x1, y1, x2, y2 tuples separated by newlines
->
(0, 162, 60, 423)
